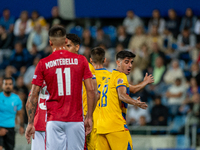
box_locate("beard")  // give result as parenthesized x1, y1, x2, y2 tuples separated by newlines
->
(4, 90, 11, 95)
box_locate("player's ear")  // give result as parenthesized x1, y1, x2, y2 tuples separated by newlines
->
(116, 59, 120, 67)
(104, 58, 106, 64)
(49, 40, 53, 46)
(65, 38, 68, 44)
(90, 58, 93, 63)
(76, 45, 80, 53)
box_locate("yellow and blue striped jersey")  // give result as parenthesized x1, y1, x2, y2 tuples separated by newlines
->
(82, 63, 96, 116)
(93, 68, 111, 129)
(97, 69, 129, 134)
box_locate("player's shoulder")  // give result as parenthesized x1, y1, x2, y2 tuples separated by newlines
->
(38, 54, 52, 64)
(112, 69, 127, 80)
(11, 93, 21, 102)
(78, 54, 87, 60)
(112, 69, 125, 76)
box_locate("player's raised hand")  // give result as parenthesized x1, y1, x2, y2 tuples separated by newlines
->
(84, 117, 93, 136)
(136, 97, 148, 109)
(25, 124, 35, 144)
(143, 73, 154, 84)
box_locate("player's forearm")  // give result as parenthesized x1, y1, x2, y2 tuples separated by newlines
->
(27, 85, 40, 125)
(118, 93, 138, 106)
(27, 94, 38, 125)
(87, 89, 95, 118)
(17, 110, 24, 127)
(129, 81, 148, 94)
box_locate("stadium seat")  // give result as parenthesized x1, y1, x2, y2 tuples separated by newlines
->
(89, 26, 97, 38)
(103, 26, 117, 46)
(170, 116, 186, 134)
(69, 26, 83, 38)
(179, 60, 185, 70)
(176, 135, 190, 148)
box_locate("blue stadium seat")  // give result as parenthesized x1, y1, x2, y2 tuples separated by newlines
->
(103, 26, 117, 45)
(170, 116, 186, 133)
(89, 26, 97, 38)
(176, 135, 190, 148)
(69, 26, 83, 38)
(179, 60, 185, 70)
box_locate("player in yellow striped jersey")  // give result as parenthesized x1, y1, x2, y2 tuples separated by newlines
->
(85, 47, 111, 150)
(97, 51, 151, 150)
(66, 34, 98, 137)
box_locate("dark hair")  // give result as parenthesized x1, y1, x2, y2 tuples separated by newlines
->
(32, 10, 39, 14)
(91, 47, 105, 64)
(3, 77, 13, 84)
(183, 27, 189, 31)
(48, 25, 66, 37)
(155, 95, 161, 100)
(15, 42, 23, 47)
(3, 8, 9, 12)
(116, 51, 136, 60)
(66, 33, 81, 45)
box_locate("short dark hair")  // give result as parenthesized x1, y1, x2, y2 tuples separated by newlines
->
(155, 95, 161, 100)
(183, 27, 189, 32)
(116, 51, 136, 60)
(3, 8, 9, 12)
(66, 33, 81, 45)
(3, 77, 13, 84)
(91, 47, 105, 64)
(49, 25, 66, 37)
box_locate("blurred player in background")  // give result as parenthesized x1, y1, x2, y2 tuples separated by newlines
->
(25, 25, 95, 150)
(97, 51, 148, 150)
(66, 33, 98, 150)
(26, 81, 48, 150)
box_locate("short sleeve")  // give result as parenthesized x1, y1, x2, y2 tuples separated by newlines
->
(115, 73, 128, 89)
(32, 60, 44, 86)
(16, 96, 22, 111)
(83, 57, 93, 80)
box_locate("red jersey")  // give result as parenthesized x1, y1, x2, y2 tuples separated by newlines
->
(32, 50, 92, 122)
(33, 82, 48, 131)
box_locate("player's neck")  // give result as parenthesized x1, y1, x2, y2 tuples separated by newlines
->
(93, 64, 104, 69)
(116, 67, 122, 72)
(52, 46, 67, 52)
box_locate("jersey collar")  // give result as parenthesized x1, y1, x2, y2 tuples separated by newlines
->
(95, 68, 107, 70)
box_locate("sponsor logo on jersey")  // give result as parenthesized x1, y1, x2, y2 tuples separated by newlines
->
(117, 78, 123, 84)
(33, 75, 37, 79)
(39, 103, 47, 110)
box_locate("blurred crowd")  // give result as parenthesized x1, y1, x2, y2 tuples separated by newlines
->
(1, 6, 200, 134)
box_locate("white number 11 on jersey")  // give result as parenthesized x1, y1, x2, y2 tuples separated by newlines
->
(56, 68, 71, 96)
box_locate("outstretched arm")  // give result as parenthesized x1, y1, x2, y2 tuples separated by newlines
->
(129, 73, 154, 94)
(117, 86, 148, 109)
